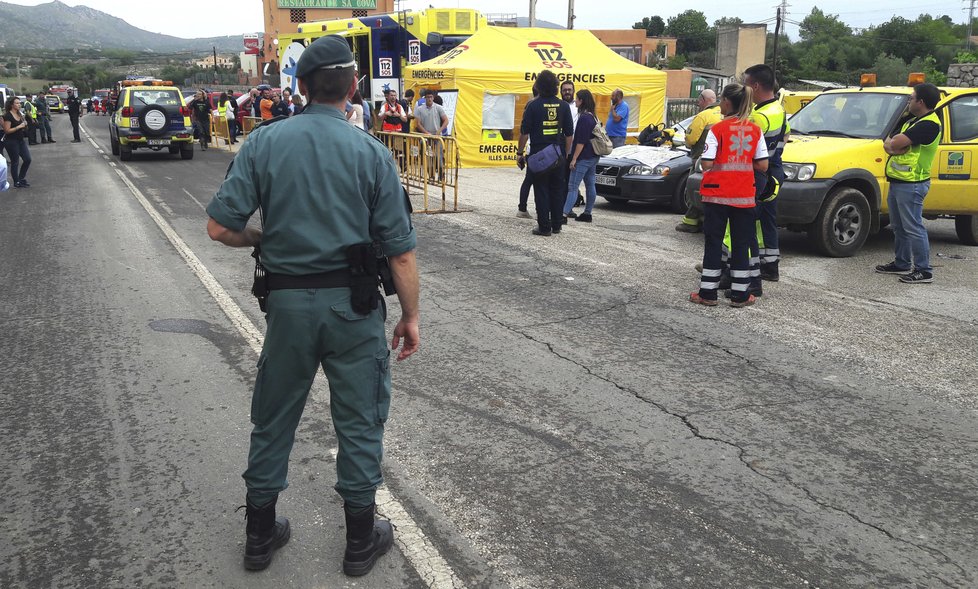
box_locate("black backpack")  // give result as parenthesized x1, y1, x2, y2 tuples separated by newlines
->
(638, 123, 667, 147)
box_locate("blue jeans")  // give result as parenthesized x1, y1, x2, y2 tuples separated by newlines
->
(610, 136, 626, 148)
(887, 180, 931, 272)
(564, 157, 598, 214)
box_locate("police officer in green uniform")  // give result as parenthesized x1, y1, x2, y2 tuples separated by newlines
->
(205, 35, 420, 576)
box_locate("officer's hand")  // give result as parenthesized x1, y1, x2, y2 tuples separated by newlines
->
(391, 319, 420, 361)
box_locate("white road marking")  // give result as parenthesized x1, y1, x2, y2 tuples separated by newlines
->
(182, 188, 208, 211)
(111, 160, 466, 589)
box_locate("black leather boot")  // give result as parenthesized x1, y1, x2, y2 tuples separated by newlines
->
(242, 496, 291, 571)
(760, 261, 780, 282)
(342, 503, 393, 577)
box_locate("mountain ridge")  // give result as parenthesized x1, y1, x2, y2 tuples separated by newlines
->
(0, 0, 245, 53)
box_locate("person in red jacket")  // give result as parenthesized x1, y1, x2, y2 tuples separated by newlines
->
(690, 83, 769, 308)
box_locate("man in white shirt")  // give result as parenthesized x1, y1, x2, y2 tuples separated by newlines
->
(560, 80, 583, 208)
(560, 81, 579, 127)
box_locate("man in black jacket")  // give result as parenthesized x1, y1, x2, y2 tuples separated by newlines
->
(65, 89, 82, 142)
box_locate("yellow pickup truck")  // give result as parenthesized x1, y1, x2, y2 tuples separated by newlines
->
(775, 85, 978, 256)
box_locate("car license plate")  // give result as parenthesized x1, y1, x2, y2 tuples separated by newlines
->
(147, 139, 171, 146)
(595, 175, 617, 186)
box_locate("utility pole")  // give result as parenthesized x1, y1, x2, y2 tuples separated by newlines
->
(213, 46, 219, 82)
(968, 0, 975, 50)
(16, 56, 22, 93)
(529, 0, 537, 27)
(567, 0, 575, 30)
(772, 8, 782, 71)
(772, 0, 788, 77)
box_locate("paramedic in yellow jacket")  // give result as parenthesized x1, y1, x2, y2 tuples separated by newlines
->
(676, 89, 723, 233)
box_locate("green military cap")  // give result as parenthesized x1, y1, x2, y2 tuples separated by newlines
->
(295, 35, 356, 78)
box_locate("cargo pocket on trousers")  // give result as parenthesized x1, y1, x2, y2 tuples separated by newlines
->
(374, 349, 391, 424)
(331, 300, 372, 321)
(251, 354, 269, 426)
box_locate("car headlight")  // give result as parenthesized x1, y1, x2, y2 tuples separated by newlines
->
(783, 162, 816, 182)
(628, 164, 656, 176)
(627, 164, 670, 176)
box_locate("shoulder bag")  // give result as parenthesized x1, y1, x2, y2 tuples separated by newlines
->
(590, 114, 613, 156)
(527, 143, 565, 174)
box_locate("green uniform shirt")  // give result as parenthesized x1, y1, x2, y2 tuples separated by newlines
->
(207, 104, 416, 275)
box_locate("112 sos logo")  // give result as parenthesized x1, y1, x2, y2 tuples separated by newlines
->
(528, 41, 573, 69)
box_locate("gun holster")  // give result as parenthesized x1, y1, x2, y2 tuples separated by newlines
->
(347, 244, 382, 315)
(251, 246, 269, 312)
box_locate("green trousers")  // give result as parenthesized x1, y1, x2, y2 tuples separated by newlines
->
(243, 288, 391, 509)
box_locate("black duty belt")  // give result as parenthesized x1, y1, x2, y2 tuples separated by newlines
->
(266, 270, 351, 290)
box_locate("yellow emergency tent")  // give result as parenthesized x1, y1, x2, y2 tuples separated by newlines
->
(404, 27, 667, 168)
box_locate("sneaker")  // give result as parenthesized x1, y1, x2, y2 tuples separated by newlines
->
(516, 209, 531, 219)
(565, 211, 578, 219)
(689, 292, 718, 306)
(899, 270, 933, 284)
(724, 287, 762, 299)
(575, 213, 592, 222)
(729, 294, 757, 308)
(19, 180, 30, 187)
(532, 228, 552, 236)
(675, 222, 702, 233)
(875, 262, 909, 274)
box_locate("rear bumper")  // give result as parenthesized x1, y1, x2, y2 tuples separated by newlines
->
(118, 127, 194, 146)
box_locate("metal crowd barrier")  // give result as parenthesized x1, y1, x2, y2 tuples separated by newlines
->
(377, 132, 461, 214)
(209, 115, 234, 152)
(241, 116, 261, 136)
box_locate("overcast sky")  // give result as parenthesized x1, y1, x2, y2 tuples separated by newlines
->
(5, 0, 970, 39)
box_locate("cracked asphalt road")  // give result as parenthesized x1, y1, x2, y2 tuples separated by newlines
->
(2, 115, 976, 588)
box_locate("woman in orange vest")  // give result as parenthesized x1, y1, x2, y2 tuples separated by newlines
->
(690, 83, 769, 308)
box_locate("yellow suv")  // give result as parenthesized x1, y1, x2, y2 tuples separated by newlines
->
(45, 94, 64, 113)
(109, 80, 194, 161)
(777, 85, 978, 256)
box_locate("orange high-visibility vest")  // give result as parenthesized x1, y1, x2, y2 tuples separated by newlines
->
(700, 117, 762, 208)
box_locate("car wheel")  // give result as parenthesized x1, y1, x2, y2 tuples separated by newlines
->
(120, 144, 133, 161)
(111, 136, 120, 156)
(955, 215, 978, 246)
(180, 145, 194, 160)
(670, 172, 690, 214)
(808, 186, 871, 257)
